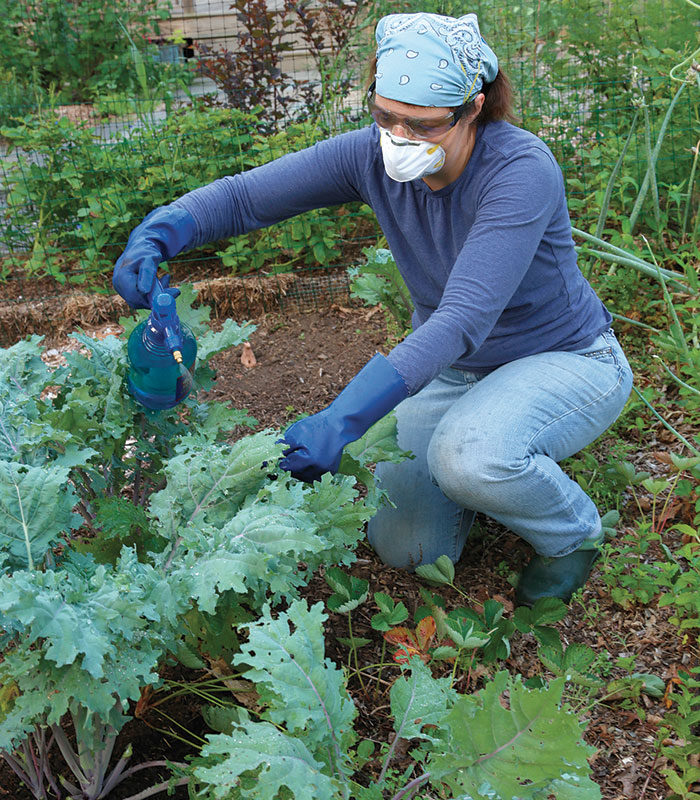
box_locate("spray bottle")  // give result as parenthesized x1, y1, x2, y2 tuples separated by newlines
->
(127, 278, 196, 410)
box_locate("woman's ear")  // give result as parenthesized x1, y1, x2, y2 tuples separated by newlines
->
(466, 92, 486, 123)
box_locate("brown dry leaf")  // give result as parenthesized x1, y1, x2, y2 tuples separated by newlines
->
(618, 764, 638, 796)
(241, 341, 257, 369)
(491, 593, 514, 614)
(134, 685, 154, 718)
(207, 657, 259, 709)
(663, 675, 683, 709)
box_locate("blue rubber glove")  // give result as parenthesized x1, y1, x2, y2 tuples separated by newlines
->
(113, 205, 198, 309)
(280, 353, 409, 483)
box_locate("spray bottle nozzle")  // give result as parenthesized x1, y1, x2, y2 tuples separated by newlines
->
(147, 280, 183, 361)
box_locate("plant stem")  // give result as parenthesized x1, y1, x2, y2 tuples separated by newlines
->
(37, 728, 60, 798)
(78, 499, 97, 523)
(609, 312, 660, 332)
(450, 647, 464, 687)
(347, 613, 366, 694)
(51, 724, 89, 787)
(572, 227, 689, 285)
(629, 81, 687, 233)
(374, 639, 387, 701)
(638, 743, 662, 800)
(655, 471, 681, 534)
(587, 107, 640, 278)
(121, 776, 190, 800)
(75, 468, 97, 500)
(16, 481, 34, 571)
(96, 749, 132, 798)
(1, 752, 33, 792)
(629, 485, 647, 525)
(152, 706, 209, 746)
(655, 358, 700, 397)
(140, 711, 207, 749)
(642, 99, 661, 228)
(644, 238, 692, 363)
(681, 138, 699, 239)
(390, 772, 431, 800)
(632, 386, 700, 456)
(577, 248, 690, 291)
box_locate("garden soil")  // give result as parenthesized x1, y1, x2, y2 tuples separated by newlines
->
(1, 304, 692, 800)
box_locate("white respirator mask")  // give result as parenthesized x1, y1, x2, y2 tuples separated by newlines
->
(379, 128, 446, 183)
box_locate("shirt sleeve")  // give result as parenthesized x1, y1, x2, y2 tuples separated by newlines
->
(172, 130, 369, 247)
(387, 146, 562, 394)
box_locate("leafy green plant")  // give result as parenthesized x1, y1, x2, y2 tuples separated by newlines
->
(190, 599, 601, 800)
(659, 666, 700, 800)
(594, 453, 699, 608)
(0, 0, 171, 103)
(0, 287, 406, 798)
(658, 524, 700, 636)
(323, 566, 371, 690)
(0, 108, 372, 285)
(348, 247, 414, 337)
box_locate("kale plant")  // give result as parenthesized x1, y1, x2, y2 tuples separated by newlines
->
(0, 286, 404, 799)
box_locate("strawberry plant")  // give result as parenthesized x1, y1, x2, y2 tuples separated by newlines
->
(0, 287, 406, 798)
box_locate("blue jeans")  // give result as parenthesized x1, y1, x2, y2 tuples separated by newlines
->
(367, 329, 633, 569)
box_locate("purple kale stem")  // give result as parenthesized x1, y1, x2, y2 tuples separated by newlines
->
(119, 775, 190, 800)
(36, 728, 60, 798)
(95, 750, 132, 798)
(1, 751, 32, 790)
(59, 774, 81, 796)
(50, 724, 87, 786)
(22, 738, 41, 788)
(92, 726, 117, 789)
(390, 772, 431, 800)
(0, 417, 18, 453)
(97, 760, 189, 799)
(116, 760, 188, 781)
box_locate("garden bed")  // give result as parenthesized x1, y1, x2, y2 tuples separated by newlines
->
(1, 304, 694, 800)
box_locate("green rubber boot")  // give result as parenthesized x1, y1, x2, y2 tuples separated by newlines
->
(515, 535, 604, 608)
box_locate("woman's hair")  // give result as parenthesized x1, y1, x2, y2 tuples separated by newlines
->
(365, 56, 517, 126)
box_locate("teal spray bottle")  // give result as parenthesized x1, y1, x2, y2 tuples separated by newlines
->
(127, 278, 196, 410)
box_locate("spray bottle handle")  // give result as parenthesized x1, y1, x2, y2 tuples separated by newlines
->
(146, 276, 168, 308)
(146, 276, 184, 359)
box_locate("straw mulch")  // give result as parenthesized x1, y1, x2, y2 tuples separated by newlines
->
(0, 271, 352, 346)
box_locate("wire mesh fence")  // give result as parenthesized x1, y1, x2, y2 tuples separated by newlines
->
(0, 0, 697, 322)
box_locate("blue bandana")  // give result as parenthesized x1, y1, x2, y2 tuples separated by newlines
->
(375, 12, 498, 108)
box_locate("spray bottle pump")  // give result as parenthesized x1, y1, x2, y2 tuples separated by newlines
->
(127, 278, 196, 410)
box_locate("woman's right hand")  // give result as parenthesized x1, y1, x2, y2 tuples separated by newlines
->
(112, 205, 198, 309)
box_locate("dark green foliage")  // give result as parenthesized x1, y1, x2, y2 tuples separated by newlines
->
(0, 0, 171, 104)
(348, 247, 414, 334)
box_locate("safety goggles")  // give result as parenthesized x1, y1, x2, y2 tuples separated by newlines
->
(366, 81, 465, 140)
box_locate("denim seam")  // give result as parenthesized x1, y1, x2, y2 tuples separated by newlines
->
(520, 354, 628, 556)
(451, 507, 468, 562)
(523, 357, 627, 455)
(523, 461, 598, 556)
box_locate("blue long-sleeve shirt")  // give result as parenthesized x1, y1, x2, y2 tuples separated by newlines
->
(173, 121, 612, 395)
